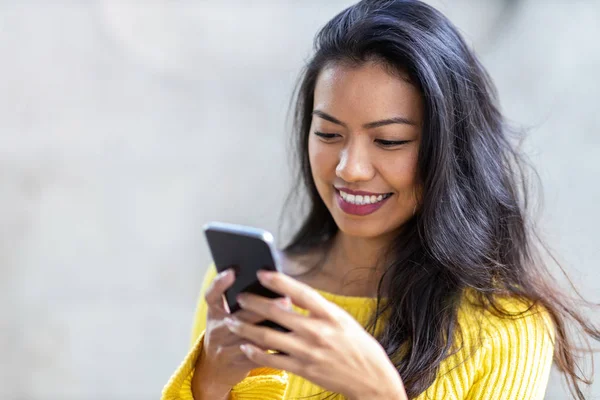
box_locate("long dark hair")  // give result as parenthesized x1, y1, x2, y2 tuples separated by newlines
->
(281, 0, 599, 398)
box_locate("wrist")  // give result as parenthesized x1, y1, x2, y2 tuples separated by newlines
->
(192, 377, 232, 400)
(203, 385, 232, 400)
(192, 353, 232, 400)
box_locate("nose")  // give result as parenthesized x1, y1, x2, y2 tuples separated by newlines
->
(335, 138, 375, 183)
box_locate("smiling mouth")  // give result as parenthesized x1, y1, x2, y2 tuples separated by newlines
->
(336, 189, 393, 205)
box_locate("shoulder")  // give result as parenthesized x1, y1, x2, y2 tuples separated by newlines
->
(455, 288, 556, 356)
(419, 290, 556, 399)
(442, 290, 557, 399)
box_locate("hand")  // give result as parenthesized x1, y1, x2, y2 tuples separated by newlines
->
(223, 270, 408, 400)
(191, 269, 292, 398)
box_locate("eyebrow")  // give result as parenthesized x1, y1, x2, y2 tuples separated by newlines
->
(312, 109, 416, 129)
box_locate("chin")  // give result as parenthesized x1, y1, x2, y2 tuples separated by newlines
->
(333, 214, 393, 239)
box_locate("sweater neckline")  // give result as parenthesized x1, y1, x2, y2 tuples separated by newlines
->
(313, 287, 385, 306)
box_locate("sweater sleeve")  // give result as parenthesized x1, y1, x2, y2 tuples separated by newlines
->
(161, 264, 288, 400)
(465, 305, 555, 400)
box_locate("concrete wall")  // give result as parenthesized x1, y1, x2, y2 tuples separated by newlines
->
(0, 1, 598, 399)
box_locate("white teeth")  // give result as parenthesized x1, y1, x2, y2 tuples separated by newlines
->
(339, 190, 389, 205)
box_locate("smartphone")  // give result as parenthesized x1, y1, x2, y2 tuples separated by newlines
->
(203, 221, 290, 333)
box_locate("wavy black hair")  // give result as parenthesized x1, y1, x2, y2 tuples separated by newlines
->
(281, 0, 599, 398)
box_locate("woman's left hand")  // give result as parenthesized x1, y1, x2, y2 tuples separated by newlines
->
(223, 270, 408, 400)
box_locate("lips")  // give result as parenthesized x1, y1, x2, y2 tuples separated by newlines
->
(335, 188, 393, 216)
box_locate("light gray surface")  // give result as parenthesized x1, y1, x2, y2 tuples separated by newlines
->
(0, 1, 598, 399)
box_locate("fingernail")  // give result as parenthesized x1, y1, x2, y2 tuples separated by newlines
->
(257, 270, 273, 282)
(224, 317, 238, 328)
(275, 297, 290, 309)
(236, 295, 246, 306)
(219, 269, 232, 279)
(240, 344, 253, 355)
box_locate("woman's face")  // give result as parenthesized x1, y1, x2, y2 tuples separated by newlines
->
(308, 61, 423, 240)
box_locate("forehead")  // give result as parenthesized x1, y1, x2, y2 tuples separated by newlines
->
(313, 61, 422, 123)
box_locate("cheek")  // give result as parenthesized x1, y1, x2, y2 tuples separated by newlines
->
(380, 150, 419, 190)
(308, 138, 338, 178)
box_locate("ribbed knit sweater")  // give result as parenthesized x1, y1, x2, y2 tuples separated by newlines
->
(162, 264, 555, 399)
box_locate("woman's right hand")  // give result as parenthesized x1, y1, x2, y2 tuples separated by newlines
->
(191, 268, 290, 400)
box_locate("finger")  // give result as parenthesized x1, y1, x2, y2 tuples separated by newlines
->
(220, 333, 250, 347)
(224, 317, 312, 360)
(232, 309, 270, 324)
(210, 322, 250, 346)
(211, 314, 280, 347)
(256, 271, 334, 319)
(205, 269, 235, 311)
(236, 293, 312, 336)
(240, 343, 305, 374)
(213, 341, 263, 367)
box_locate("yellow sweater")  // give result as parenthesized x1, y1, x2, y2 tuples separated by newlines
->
(162, 265, 555, 400)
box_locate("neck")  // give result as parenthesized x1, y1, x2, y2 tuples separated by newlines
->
(328, 231, 392, 274)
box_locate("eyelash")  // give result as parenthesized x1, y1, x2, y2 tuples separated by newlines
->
(376, 139, 411, 147)
(313, 132, 410, 148)
(314, 132, 339, 140)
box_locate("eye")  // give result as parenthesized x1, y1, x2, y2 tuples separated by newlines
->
(314, 131, 341, 141)
(375, 139, 411, 148)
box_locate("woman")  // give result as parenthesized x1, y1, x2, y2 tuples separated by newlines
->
(163, 1, 599, 399)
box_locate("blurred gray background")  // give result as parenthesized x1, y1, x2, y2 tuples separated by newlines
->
(0, 1, 598, 399)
